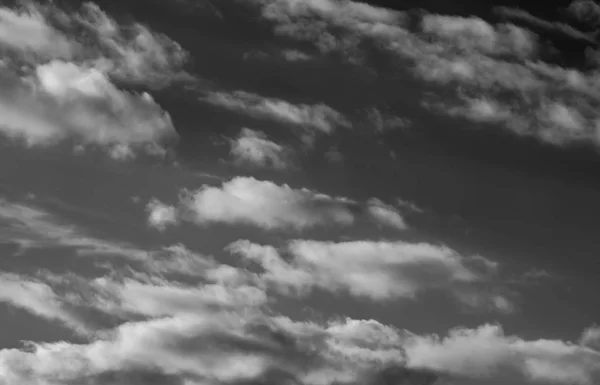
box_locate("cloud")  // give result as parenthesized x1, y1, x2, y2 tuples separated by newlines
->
(179, 176, 355, 230)
(227, 239, 501, 304)
(405, 323, 600, 385)
(366, 198, 408, 230)
(0, 2, 189, 87)
(202, 90, 350, 145)
(0, 198, 148, 259)
(580, 325, 600, 351)
(0, 2, 188, 159)
(0, 60, 176, 158)
(0, 272, 93, 335)
(566, 0, 600, 27)
(0, 4, 75, 59)
(229, 128, 293, 170)
(246, 0, 600, 150)
(167, 177, 407, 232)
(146, 198, 178, 231)
(494, 6, 594, 42)
(421, 14, 538, 58)
(0, 269, 594, 385)
(73, 2, 190, 87)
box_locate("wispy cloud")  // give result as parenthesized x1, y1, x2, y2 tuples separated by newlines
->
(228, 127, 294, 170)
(202, 90, 349, 146)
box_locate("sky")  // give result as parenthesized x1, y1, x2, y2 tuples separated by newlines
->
(0, 0, 600, 384)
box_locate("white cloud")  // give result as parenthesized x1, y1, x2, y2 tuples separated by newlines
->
(247, 0, 600, 150)
(229, 128, 293, 169)
(173, 177, 407, 232)
(0, 2, 188, 159)
(146, 198, 178, 231)
(0, 60, 176, 158)
(74, 3, 189, 87)
(405, 323, 600, 385)
(203, 90, 349, 145)
(421, 15, 538, 58)
(0, 5, 74, 59)
(227, 239, 496, 302)
(366, 198, 408, 230)
(580, 325, 600, 351)
(0, 273, 91, 335)
(179, 176, 356, 230)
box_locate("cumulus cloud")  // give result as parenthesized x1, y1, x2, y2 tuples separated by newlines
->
(0, 60, 176, 157)
(146, 198, 178, 231)
(227, 239, 502, 304)
(229, 128, 293, 169)
(0, 2, 187, 158)
(405, 323, 600, 385)
(165, 177, 407, 232)
(203, 90, 349, 145)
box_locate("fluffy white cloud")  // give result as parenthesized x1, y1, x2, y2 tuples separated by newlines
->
(0, 2, 187, 158)
(0, 60, 176, 157)
(227, 239, 498, 302)
(146, 198, 178, 231)
(405, 323, 600, 385)
(229, 127, 293, 169)
(180, 176, 355, 230)
(171, 177, 407, 232)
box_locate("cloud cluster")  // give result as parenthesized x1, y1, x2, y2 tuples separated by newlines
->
(246, 0, 600, 150)
(0, 261, 597, 385)
(0, 200, 596, 385)
(148, 176, 407, 231)
(0, 2, 187, 159)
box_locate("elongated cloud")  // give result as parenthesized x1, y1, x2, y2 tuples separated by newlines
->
(203, 90, 349, 145)
(405, 323, 600, 385)
(227, 239, 501, 304)
(162, 176, 407, 231)
(0, 198, 147, 259)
